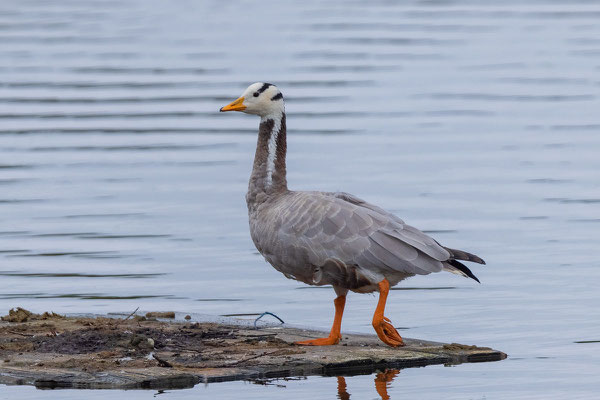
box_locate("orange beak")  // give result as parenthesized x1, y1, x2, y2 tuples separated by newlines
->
(220, 96, 246, 112)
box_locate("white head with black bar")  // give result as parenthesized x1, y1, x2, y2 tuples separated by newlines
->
(220, 82, 284, 119)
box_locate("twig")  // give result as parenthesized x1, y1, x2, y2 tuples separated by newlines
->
(165, 343, 203, 354)
(241, 333, 277, 339)
(152, 353, 173, 368)
(225, 350, 282, 366)
(7, 330, 34, 337)
(116, 307, 139, 326)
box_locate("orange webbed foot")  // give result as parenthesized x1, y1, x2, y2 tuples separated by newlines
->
(295, 335, 341, 346)
(372, 316, 404, 347)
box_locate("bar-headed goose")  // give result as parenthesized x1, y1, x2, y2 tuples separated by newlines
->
(220, 82, 485, 347)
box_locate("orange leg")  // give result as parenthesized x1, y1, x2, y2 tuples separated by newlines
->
(296, 295, 346, 346)
(372, 279, 404, 347)
(374, 369, 400, 400)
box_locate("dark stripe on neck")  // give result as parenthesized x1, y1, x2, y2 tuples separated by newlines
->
(271, 92, 283, 101)
(257, 83, 272, 94)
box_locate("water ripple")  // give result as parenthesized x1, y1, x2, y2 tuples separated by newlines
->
(0, 271, 167, 278)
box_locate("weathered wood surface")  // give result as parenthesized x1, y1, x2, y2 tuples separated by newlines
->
(0, 310, 506, 389)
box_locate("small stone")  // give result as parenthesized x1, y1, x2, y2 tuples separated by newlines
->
(184, 315, 191, 320)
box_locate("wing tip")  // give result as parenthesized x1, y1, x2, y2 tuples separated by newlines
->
(445, 247, 486, 265)
(470, 253, 486, 265)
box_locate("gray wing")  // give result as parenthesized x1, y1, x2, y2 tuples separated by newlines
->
(276, 191, 451, 276)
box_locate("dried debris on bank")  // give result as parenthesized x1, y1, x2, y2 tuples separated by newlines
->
(0, 308, 506, 389)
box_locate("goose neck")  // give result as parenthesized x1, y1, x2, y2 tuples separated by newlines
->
(247, 112, 288, 206)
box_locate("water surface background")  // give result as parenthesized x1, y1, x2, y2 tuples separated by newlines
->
(1, 0, 599, 398)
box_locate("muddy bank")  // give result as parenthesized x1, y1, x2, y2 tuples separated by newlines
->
(0, 308, 506, 389)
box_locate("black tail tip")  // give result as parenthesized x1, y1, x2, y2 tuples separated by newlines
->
(448, 259, 481, 283)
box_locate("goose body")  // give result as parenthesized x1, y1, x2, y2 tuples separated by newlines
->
(221, 83, 485, 347)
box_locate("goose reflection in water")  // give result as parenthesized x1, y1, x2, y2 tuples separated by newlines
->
(337, 369, 400, 400)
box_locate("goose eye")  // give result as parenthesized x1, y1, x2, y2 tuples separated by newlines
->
(253, 92, 259, 97)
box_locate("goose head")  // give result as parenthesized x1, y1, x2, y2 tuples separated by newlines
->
(220, 82, 284, 118)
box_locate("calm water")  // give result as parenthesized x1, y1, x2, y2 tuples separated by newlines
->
(1, 0, 600, 398)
